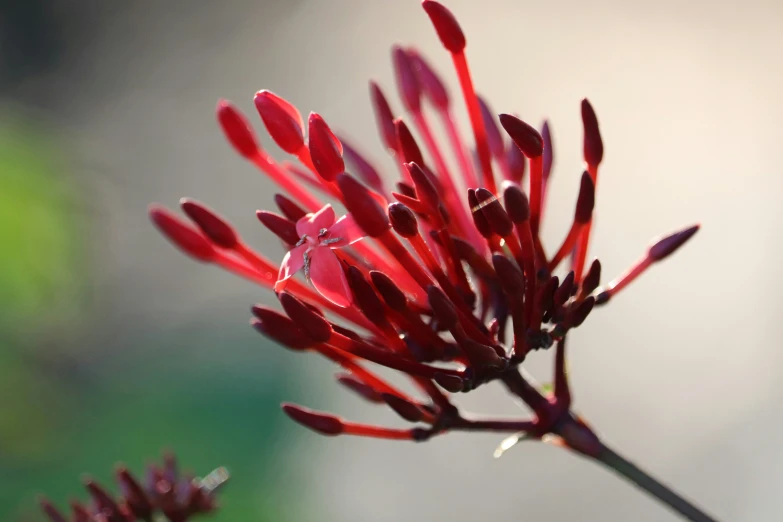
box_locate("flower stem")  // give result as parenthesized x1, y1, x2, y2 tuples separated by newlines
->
(594, 443, 720, 522)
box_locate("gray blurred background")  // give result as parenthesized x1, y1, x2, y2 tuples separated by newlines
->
(2, 0, 782, 520)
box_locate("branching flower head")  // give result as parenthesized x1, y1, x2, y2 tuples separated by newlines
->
(149, 0, 700, 481)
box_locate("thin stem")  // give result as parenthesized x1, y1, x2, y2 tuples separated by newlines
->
(595, 443, 720, 522)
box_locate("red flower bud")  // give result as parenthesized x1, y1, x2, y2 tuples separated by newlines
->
(347, 266, 388, 326)
(422, 1, 466, 53)
(648, 224, 700, 261)
(569, 296, 595, 328)
(256, 210, 300, 246)
(274, 193, 307, 222)
(581, 99, 603, 167)
(406, 162, 440, 210)
(382, 393, 426, 422)
(542, 120, 554, 182)
(370, 82, 398, 151)
(502, 183, 530, 223)
(574, 171, 595, 224)
(491, 254, 525, 296)
(370, 270, 409, 312)
(308, 112, 344, 181)
(337, 374, 384, 403)
(388, 202, 419, 238)
(341, 138, 386, 196)
(395, 118, 425, 166)
(392, 46, 421, 113)
(478, 96, 504, 159)
(282, 403, 343, 435)
(216, 99, 260, 159)
(409, 49, 449, 110)
(150, 205, 216, 262)
(427, 285, 458, 329)
(475, 188, 513, 237)
(279, 291, 333, 343)
(468, 189, 492, 238)
(254, 90, 304, 154)
(581, 259, 602, 296)
(180, 198, 238, 249)
(336, 173, 391, 237)
(250, 306, 314, 350)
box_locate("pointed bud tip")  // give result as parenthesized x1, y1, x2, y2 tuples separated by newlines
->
(648, 224, 700, 261)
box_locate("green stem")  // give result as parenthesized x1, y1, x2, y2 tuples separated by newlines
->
(595, 443, 720, 522)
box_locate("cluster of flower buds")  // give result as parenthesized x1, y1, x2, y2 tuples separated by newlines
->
(150, 1, 698, 455)
(40, 453, 227, 522)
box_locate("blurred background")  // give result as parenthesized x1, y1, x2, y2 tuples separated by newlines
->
(1, 0, 782, 520)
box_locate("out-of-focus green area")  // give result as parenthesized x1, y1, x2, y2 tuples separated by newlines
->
(0, 117, 298, 521)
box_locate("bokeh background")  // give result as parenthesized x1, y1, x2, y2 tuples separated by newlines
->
(2, 0, 782, 520)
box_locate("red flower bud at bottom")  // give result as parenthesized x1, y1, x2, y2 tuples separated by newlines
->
(282, 403, 344, 435)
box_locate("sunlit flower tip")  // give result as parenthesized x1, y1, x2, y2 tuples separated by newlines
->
(370, 270, 409, 312)
(253, 90, 305, 154)
(381, 393, 427, 422)
(491, 254, 525, 296)
(216, 99, 260, 159)
(478, 96, 505, 158)
(408, 49, 449, 110)
(337, 374, 385, 403)
(278, 291, 333, 343)
(370, 81, 398, 152)
(392, 46, 422, 113)
(274, 193, 307, 221)
(256, 210, 300, 245)
(275, 204, 361, 307)
(307, 112, 344, 181)
(422, 1, 466, 53)
(388, 202, 419, 238)
(340, 138, 386, 195)
(250, 305, 315, 351)
(648, 224, 700, 261)
(406, 162, 440, 209)
(427, 285, 458, 329)
(395, 119, 425, 165)
(542, 120, 554, 179)
(180, 198, 238, 249)
(336, 173, 391, 237)
(476, 188, 513, 237)
(499, 114, 544, 158)
(467, 189, 492, 238)
(282, 403, 344, 435)
(502, 182, 531, 224)
(149, 205, 216, 262)
(574, 171, 596, 224)
(347, 266, 388, 325)
(580, 98, 603, 167)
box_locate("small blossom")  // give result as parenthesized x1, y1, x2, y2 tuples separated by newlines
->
(275, 204, 365, 307)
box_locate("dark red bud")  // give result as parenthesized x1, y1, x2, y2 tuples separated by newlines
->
(542, 120, 554, 182)
(468, 189, 492, 238)
(475, 188, 513, 237)
(452, 237, 497, 281)
(382, 393, 425, 422)
(180, 198, 238, 249)
(150, 205, 216, 262)
(408, 49, 449, 109)
(308, 112, 344, 182)
(392, 46, 421, 113)
(502, 183, 530, 223)
(648, 224, 700, 261)
(347, 266, 388, 326)
(117, 467, 153, 519)
(279, 291, 333, 343)
(422, 1, 466, 53)
(337, 374, 385, 403)
(554, 271, 575, 308)
(274, 193, 307, 222)
(85, 480, 122, 516)
(595, 290, 610, 306)
(217, 99, 260, 159)
(70, 501, 91, 522)
(478, 96, 504, 158)
(581, 259, 602, 296)
(539, 276, 559, 316)
(569, 296, 595, 327)
(40, 498, 67, 522)
(396, 181, 417, 199)
(250, 306, 314, 350)
(388, 202, 419, 238)
(340, 138, 386, 195)
(499, 114, 543, 158)
(427, 285, 458, 329)
(407, 162, 440, 210)
(370, 270, 410, 312)
(256, 210, 300, 246)
(462, 338, 506, 369)
(434, 372, 464, 392)
(336, 173, 391, 237)
(395, 119, 424, 166)
(505, 139, 527, 184)
(491, 254, 525, 296)
(370, 82, 398, 151)
(574, 171, 595, 224)
(581, 99, 604, 166)
(282, 403, 343, 435)
(254, 90, 304, 154)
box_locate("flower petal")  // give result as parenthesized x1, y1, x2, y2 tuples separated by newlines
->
(275, 243, 308, 291)
(309, 246, 352, 307)
(327, 215, 365, 247)
(296, 204, 336, 238)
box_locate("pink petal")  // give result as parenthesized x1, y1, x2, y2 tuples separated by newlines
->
(309, 246, 353, 308)
(327, 214, 365, 247)
(275, 243, 308, 291)
(296, 204, 336, 238)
